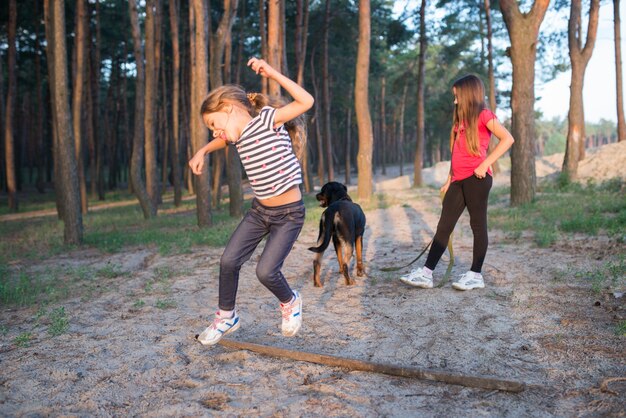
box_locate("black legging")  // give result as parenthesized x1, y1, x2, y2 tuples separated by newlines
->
(425, 174, 493, 273)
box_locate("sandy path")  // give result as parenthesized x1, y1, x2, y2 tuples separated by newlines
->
(1, 177, 624, 416)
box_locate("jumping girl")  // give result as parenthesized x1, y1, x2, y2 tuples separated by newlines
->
(400, 74, 514, 290)
(189, 58, 314, 345)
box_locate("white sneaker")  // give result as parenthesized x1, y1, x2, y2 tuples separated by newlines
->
(280, 291, 302, 337)
(452, 272, 485, 290)
(197, 310, 240, 345)
(399, 268, 433, 289)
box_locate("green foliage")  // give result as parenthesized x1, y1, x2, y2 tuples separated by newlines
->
(615, 321, 626, 337)
(489, 179, 626, 243)
(48, 306, 70, 336)
(575, 258, 626, 294)
(155, 299, 177, 309)
(14, 332, 33, 348)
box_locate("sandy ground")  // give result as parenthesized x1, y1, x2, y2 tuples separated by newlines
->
(1, 144, 625, 416)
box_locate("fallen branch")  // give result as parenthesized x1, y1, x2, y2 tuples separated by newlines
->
(600, 377, 626, 395)
(218, 339, 526, 393)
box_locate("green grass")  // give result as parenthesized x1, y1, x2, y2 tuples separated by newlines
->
(615, 320, 626, 337)
(14, 332, 33, 348)
(489, 178, 626, 244)
(48, 306, 70, 336)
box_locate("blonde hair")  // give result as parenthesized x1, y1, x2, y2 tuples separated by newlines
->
(449, 74, 487, 156)
(200, 85, 307, 161)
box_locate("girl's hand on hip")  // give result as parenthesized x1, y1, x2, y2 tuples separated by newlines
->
(474, 164, 488, 179)
(247, 57, 277, 79)
(189, 151, 205, 175)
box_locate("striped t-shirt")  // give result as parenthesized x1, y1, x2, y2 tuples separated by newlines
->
(234, 106, 302, 199)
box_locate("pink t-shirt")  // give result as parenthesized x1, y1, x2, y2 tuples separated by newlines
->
(451, 108, 496, 182)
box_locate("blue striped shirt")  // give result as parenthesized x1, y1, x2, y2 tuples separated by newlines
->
(234, 106, 302, 199)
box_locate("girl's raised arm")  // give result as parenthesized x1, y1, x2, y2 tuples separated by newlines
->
(247, 58, 314, 126)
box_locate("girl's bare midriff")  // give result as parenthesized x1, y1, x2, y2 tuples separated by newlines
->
(257, 185, 302, 207)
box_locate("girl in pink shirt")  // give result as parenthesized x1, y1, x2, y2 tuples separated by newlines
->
(400, 74, 514, 290)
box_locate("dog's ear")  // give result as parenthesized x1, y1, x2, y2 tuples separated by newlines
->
(346, 194, 353, 201)
(342, 184, 347, 192)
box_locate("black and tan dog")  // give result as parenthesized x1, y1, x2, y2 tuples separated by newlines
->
(308, 182, 366, 287)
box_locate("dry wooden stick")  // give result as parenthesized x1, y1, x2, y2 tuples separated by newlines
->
(218, 339, 526, 393)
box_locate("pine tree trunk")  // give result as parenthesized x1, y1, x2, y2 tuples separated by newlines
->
(355, 0, 373, 201)
(563, 0, 600, 178)
(169, 0, 183, 206)
(4, 0, 18, 212)
(500, 0, 549, 206)
(615, 0, 626, 141)
(259, 0, 268, 95)
(47, 0, 84, 244)
(144, 0, 160, 208)
(128, 0, 156, 218)
(192, 0, 212, 226)
(322, 0, 334, 181)
(380, 78, 386, 176)
(73, 0, 88, 214)
(267, 0, 281, 96)
(484, 0, 499, 174)
(414, 0, 426, 187)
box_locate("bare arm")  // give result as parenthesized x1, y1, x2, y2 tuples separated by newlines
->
(189, 138, 228, 175)
(474, 118, 515, 177)
(247, 58, 314, 126)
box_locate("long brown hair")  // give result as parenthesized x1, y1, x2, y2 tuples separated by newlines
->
(449, 74, 487, 156)
(200, 85, 307, 161)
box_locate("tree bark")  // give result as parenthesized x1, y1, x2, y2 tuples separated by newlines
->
(4, 0, 18, 212)
(259, 0, 269, 95)
(144, 0, 160, 208)
(211, 0, 242, 217)
(414, 0, 426, 187)
(563, 0, 600, 179)
(192, 0, 213, 226)
(169, 0, 183, 206)
(47, 0, 84, 244)
(484, 0, 499, 174)
(380, 77, 386, 175)
(499, 0, 550, 206)
(322, 0, 334, 181)
(128, 0, 157, 218)
(355, 0, 373, 201)
(267, 0, 281, 96)
(295, 0, 311, 192)
(615, 0, 626, 141)
(73, 0, 88, 214)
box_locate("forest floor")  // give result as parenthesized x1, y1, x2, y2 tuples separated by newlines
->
(1, 143, 625, 417)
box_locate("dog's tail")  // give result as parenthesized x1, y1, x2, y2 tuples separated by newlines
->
(308, 207, 336, 253)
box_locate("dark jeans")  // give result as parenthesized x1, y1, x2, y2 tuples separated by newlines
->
(425, 174, 493, 273)
(218, 198, 305, 311)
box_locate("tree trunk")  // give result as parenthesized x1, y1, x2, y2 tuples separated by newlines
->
(144, 0, 160, 208)
(499, 0, 549, 206)
(615, 0, 626, 141)
(128, 0, 156, 218)
(563, 0, 600, 179)
(399, 82, 409, 177)
(295, 0, 311, 192)
(345, 103, 352, 185)
(4, 0, 18, 212)
(46, 0, 84, 244)
(322, 0, 334, 181)
(259, 0, 269, 95)
(93, 0, 105, 200)
(211, 0, 242, 217)
(355, 0, 373, 201)
(34, 11, 46, 194)
(310, 52, 324, 185)
(192, 0, 213, 226)
(484, 0, 499, 174)
(414, 0, 426, 187)
(73, 0, 88, 214)
(380, 77, 386, 176)
(169, 0, 183, 206)
(267, 0, 281, 96)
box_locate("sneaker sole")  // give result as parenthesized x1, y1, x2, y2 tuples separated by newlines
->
(399, 277, 433, 289)
(197, 320, 241, 346)
(282, 298, 302, 337)
(452, 283, 485, 290)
